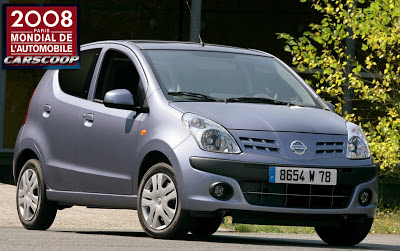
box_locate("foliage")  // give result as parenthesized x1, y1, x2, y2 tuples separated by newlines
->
(278, 0, 400, 175)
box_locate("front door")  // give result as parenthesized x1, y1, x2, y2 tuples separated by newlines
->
(75, 46, 145, 195)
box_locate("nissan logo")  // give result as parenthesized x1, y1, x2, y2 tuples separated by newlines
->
(290, 140, 307, 155)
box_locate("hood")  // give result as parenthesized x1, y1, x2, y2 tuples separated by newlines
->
(169, 102, 347, 135)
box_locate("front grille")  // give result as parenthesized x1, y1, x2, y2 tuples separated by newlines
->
(316, 141, 345, 155)
(239, 137, 281, 153)
(240, 181, 354, 209)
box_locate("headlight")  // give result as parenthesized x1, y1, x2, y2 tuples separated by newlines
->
(346, 122, 370, 159)
(182, 113, 241, 154)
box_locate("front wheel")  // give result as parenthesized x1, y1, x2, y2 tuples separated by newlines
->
(315, 219, 373, 246)
(16, 159, 57, 230)
(137, 163, 190, 238)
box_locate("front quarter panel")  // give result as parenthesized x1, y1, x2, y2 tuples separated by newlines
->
(132, 89, 190, 194)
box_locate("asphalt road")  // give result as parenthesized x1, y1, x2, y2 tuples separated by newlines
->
(1, 226, 399, 251)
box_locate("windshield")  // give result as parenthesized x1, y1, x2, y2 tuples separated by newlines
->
(143, 50, 320, 108)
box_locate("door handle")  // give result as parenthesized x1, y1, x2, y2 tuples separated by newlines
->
(43, 104, 51, 118)
(83, 113, 94, 127)
(83, 113, 94, 121)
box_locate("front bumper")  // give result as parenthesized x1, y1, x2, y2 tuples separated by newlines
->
(190, 157, 376, 210)
(170, 136, 378, 223)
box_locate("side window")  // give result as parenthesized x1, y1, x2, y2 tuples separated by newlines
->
(59, 49, 101, 99)
(95, 50, 144, 106)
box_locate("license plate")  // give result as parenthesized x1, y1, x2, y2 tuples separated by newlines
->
(269, 166, 337, 185)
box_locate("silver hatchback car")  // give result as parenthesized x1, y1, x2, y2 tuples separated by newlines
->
(13, 41, 377, 246)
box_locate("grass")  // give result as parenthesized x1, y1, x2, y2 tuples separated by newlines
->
(371, 208, 400, 234)
(222, 208, 400, 235)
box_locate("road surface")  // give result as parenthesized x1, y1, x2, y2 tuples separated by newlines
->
(0, 227, 399, 250)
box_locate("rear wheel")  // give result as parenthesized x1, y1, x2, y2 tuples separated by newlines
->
(137, 163, 190, 238)
(190, 217, 222, 236)
(16, 159, 57, 230)
(315, 219, 373, 246)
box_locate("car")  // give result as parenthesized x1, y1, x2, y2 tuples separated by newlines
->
(13, 40, 377, 246)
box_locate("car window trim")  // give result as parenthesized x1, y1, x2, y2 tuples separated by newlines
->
(93, 48, 143, 102)
(88, 44, 149, 102)
(58, 48, 102, 99)
(82, 49, 101, 98)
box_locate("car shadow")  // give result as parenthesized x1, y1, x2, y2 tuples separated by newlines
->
(124, 112, 137, 134)
(57, 230, 398, 250)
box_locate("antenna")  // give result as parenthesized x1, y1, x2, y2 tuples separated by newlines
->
(186, 0, 204, 47)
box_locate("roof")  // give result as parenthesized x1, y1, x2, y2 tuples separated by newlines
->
(82, 40, 273, 57)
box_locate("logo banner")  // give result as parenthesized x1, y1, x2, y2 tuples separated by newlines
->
(2, 4, 80, 69)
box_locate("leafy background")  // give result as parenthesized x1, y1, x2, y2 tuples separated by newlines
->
(278, 0, 400, 177)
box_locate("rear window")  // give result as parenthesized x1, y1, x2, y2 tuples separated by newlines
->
(58, 49, 101, 99)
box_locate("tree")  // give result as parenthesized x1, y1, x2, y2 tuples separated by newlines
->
(278, 0, 400, 176)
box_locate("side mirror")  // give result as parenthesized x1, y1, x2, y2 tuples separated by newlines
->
(104, 89, 149, 113)
(103, 89, 148, 112)
(323, 101, 335, 111)
(104, 89, 135, 109)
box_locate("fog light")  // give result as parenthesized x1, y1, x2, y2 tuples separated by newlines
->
(210, 182, 233, 201)
(214, 185, 225, 197)
(359, 189, 372, 206)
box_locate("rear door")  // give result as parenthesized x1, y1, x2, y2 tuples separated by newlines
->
(37, 48, 102, 191)
(74, 45, 146, 195)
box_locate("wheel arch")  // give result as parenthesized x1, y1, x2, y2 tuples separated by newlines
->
(137, 150, 172, 188)
(13, 148, 40, 184)
(133, 133, 190, 195)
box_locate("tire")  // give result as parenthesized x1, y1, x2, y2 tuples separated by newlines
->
(16, 159, 57, 230)
(190, 217, 222, 236)
(315, 218, 373, 246)
(137, 163, 190, 238)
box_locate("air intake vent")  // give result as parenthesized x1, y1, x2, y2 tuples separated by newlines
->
(240, 137, 281, 153)
(316, 142, 345, 155)
(239, 181, 354, 209)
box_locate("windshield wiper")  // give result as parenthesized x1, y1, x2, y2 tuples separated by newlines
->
(224, 96, 291, 106)
(168, 92, 223, 102)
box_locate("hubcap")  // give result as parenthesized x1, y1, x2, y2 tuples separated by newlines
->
(141, 173, 177, 230)
(17, 169, 39, 221)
